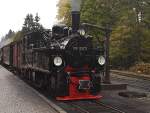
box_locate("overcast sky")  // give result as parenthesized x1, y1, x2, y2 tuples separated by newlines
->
(0, 0, 59, 39)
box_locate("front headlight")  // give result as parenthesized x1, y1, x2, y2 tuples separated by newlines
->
(78, 29, 86, 36)
(98, 56, 105, 65)
(54, 56, 63, 66)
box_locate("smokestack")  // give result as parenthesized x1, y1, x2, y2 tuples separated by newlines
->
(71, 0, 81, 33)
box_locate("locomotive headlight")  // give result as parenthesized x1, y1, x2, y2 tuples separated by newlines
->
(98, 56, 105, 65)
(78, 29, 86, 36)
(54, 56, 63, 66)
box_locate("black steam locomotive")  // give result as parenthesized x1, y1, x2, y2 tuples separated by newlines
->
(0, 24, 106, 100)
(21, 22, 105, 100)
(0, 0, 108, 100)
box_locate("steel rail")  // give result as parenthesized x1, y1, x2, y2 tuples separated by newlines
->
(111, 70, 150, 80)
(111, 73, 150, 91)
(69, 103, 90, 113)
(67, 101, 126, 113)
(94, 101, 126, 113)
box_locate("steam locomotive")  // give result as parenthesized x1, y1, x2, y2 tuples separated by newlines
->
(0, 0, 107, 100)
(1, 23, 106, 100)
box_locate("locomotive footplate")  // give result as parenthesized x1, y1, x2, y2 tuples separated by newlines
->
(56, 75, 102, 100)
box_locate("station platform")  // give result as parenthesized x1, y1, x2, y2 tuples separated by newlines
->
(0, 65, 63, 113)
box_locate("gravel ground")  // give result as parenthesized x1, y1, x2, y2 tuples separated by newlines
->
(0, 65, 57, 113)
(105, 73, 150, 113)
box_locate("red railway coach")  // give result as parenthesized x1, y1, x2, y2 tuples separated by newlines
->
(13, 43, 17, 68)
(0, 41, 22, 71)
(1, 44, 13, 66)
(12, 41, 22, 70)
(0, 48, 2, 63)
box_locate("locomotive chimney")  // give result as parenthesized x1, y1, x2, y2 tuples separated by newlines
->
(71, 0, 81, 33)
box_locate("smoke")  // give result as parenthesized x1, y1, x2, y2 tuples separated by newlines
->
(71, 0, 81, 12)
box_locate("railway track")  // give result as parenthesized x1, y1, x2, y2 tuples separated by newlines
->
(62, 100, 126, 113)
(111, 71, 150, 92)
(111, 70, 150, 80)
(94, 101, 126, 113)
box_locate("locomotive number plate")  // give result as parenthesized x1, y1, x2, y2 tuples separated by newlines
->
(73, 47, 87, 51)
(79, 80, 90, 90)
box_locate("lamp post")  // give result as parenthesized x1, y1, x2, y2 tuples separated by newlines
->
(103, 27, 111, 84)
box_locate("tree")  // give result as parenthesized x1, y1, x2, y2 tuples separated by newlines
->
(5, 29, 15, 39)
(57, 0, 71, 26)
(22, 13, 43, 33)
